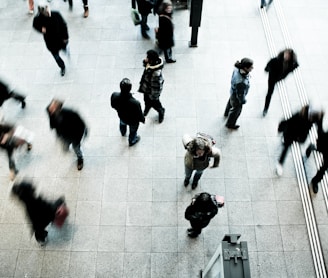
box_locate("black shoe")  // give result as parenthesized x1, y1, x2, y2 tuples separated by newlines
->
(129, 135, 140, 146)
(142, 32, 150, 39)
(262, 109, 267, 117)
(188, 231, 199, 238)
(191, 181, 198, 190)
(166, 59, 176, 63)
(226, 124, 240, 129)
(145, 25, 150, 31)
(60, 67, 65, 76)
(187, 228, 193, 232)
(312, 180, 319, 193)
(77, 159, 83, 170)
(21, 100, 26, 109)
(306, 144, 315, 158)
(158, 108, 165, 123)
(184, 178, 189, 187)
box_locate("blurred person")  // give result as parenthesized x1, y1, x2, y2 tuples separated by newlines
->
(28, 0, 34, 14)
(263, 48, 299, 116)
(11, 181, 68, 245)
(134, 0, 154, 39)
(156, 0, 176, 63)
(182, 134, 221, 189)
(46, 99, 87, 170)
(0, 79, 26, 109)
(111, 78, 145, 146)
(185, 192, 219, 238)
(224, 58, 254, 129)
(65, 0, 89, 18)
(33, 3, 69, 76)
(260, 0, 273, 9)
(138, 50, 165, 123)
(0, 123, 33, 180)
(305, 116, 327, 193)
(276, 105, 323, 176)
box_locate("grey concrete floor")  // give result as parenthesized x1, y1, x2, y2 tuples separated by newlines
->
(0, 0, 327, 277)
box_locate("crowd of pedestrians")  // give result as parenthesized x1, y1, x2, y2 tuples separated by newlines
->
(2, 0, 325, 245)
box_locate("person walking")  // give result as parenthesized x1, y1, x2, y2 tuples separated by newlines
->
(185, 192, 219, 238)
(66, 0, 89, 18)
(263, 48, 299, 116)
(224, 58, 254, 129)
(46, 99, 87, 170)
(305, 115, 327, 193)
(157, 1, 176, 63)
(0, 79, 26, 109)
(33, 3, 69, 76)
(134, 0, 153, 39)
(28, 0, 34, 14)
(260, 0, 273, 9)
(138, 50, 165, 123)
(12, 181, 67, 245)
(276, 105, 323, 176)
(111, 78, 145, 146)
(0, 123, 33, 180)
(182, 134, 221, 189)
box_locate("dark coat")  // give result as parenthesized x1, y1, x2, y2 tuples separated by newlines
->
(12, 182, 64, 242)
(316, 131, 328, 160)
(265, 54, 298, 83)
(0, 124, 16, 170)
(278, 107, 322, 145)
(47, 107, 86, 145)
(0, 80, 11, 106)
(136, 0, 153, 15)
(111, 92, 145, 125)
(185, 194, 218, 229)
(158, 14, 174, 49)
(33, 11, 68, 53)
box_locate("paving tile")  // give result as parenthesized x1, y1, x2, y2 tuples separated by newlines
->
(151, 227, 178, 252)
(96, 252, 124, 278)
(255, 225, 283, 252)
(252, 201, 279, 225)
(151, 253, 179, 278)
(68, 251, 97, 278)
(257, 251, 288, 278)
(123, 252, 151, 278)
(41, 251, 70, 278)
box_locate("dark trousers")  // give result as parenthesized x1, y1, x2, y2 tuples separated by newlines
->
(9, 91, 25, 104)
(120, 120, 139, 145)
(144, 94, 164, 115)
(224, 96, 243, 126)
(140, 14, 148, 34)
(51, 51, 65, 70)
(264, 78, 276, 111)
(189, 219, 210, 235)
(312, 160, 328, 185)
(163, 48, 173, 61)
(279, 141, 291, 165)
(68, 0, 88, 7)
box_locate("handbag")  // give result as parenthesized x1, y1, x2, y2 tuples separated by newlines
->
(131, 8, 141, 25)
(54, 203, 69, 228)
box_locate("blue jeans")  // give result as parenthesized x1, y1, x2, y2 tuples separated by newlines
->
(185, 165, 204, 183)
(120, 120, 139, 145)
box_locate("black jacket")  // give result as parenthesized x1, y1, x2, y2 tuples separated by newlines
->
(265, 55, 298, 83)
(136, 0, 153, 15)
(33, 11, 68, 53)
(158, 14, 174, 49)
(0, 80, 11, 106)
(111, 92, 145, 125)
(47, 107, 86, 145)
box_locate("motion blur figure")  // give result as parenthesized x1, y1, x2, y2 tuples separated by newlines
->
(33, 3, 69, 76)
(0, 79, 26, 109)
(65, 0, 89, 18)
(305, 113, 327, 193)
(0, 123, 33, 180)
(12, 181, 66, 245)
(263, 48, 299, 116)
(46, 99, 87, 170)
(276, 105, 323, 177)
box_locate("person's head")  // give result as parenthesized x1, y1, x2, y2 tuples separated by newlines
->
(278, 48, 297, 63)
(12, 181, 36, 203)
(38, 2, 51, 17)
(235, 58, 254, 73)
(145, 50, 160, 66)
(161, 0, 173, 15)
(120, 78, 132, 94)
(193, 192, 213, 212)
(47, 99, 63, 115)
(188, 137, 210, 157)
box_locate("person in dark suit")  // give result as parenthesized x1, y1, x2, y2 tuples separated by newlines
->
(0, 79, 26, 109)
(185, 192, 219, 238)
(305, 116, 327, 193)
(12, 181, 65, 245)
(33, 3, 69, 76)
(157, 1, 176, 63)
(46, 99, 87, 170)
(66, 0, 89, 18)
(263, 48, 299, 116)
(276, 105, 323, 176)
(111, 78, 145, 146)
(135, 0, 154, 39)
